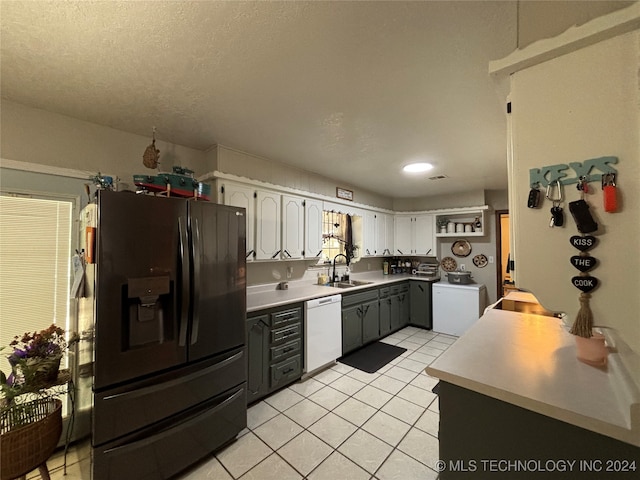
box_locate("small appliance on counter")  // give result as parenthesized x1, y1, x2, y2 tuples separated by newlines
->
(413, 256, 440, 278)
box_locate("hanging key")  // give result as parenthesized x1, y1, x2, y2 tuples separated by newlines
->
(546, 180, 564, 228)
(551, 205, 564, 227)
(527, 183, 541, 208)
(576, 175, 589, 196)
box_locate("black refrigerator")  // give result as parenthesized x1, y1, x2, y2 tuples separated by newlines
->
(89, 190, 247, 479)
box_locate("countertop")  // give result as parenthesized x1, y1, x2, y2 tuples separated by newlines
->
(426, 307, 640, 447)
(247, 272, 440, 312)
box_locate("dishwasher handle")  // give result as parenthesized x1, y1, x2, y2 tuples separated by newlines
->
(306, 294, 342, 309)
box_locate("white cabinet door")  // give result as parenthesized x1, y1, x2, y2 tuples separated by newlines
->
(384, 213, 394, 256)
(255, 190, 281, 260)
(281, 194, 304, 259)
(304, 198, 323, 259)
(362, 210, 376, 256)
(375, 214, 386, 256)
(413, 214, 434, 256)
(222, 182, 255, 261)
(394, 215, 412, 256)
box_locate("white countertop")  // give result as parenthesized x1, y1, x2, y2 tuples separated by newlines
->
(247, 272, 439, 312)
(426, 308, 640, 447)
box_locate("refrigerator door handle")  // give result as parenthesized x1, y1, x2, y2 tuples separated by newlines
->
(190, 216, 201, 345)
(178, 216, 190, 347)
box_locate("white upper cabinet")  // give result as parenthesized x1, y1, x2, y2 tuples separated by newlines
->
(362, 211, 394, 257)
(281, 194, 304, 259)
(220, 181, 256, 261)
(394, 215, 413, 256)
(362, 210, 376, 256)
(393, 214, 434, 256)
(413, 214, 434, 256)
(255, 190, 281, 260)
(304, 198, 323, 259)
(383, 213, 395, 256)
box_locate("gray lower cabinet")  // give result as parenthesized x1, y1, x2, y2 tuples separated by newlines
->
(388, 282, 410, 332)
(361, 299, 380, 345)
(246, 314, 270, 403)
(341, 289, 379, 355)
(379, 287, 392, 337)
(438, 381, 640, 479)
(246, 303, 303, 404)
(410, 280, 432, 329)
(399, 286, 410, 326)
(341, 304, 362, 355)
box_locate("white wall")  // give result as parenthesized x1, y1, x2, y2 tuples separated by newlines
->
(212, 145, 394, 210)
(510, 30, 639, 353)
(1, 100, 206, 190)
(393, 190, 487, 212)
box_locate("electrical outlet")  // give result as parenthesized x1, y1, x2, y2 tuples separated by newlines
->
(489, 256, 494, 264)
(286, 266, 293, 279)
(460, 264, 466, 271)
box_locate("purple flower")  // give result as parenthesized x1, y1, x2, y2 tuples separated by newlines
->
(8, 349, 27, 366)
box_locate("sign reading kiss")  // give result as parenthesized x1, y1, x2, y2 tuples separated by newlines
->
(570, 256, 597, 272)
(570, 235, 597, 252)
(572, 276, 599, 293)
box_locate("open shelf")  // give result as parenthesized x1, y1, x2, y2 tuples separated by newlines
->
(434, 206, 489, 238)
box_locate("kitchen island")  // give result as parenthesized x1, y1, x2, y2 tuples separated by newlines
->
(426, 306, 640, 479)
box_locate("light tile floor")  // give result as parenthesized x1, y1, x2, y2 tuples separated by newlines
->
(42, 327, 455, 480)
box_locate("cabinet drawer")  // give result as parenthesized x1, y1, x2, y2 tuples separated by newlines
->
(390, 283, 409, 296)
(271, 323, 301, 344)
(379, 287, 390, 299)
(342, 289, 379, 307)
(270, 338, 301, 362)
(270, 307, 302, 328)
(270, 355, 302, 389)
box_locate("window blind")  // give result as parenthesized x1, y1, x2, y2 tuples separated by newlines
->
(0, 195, 73, 360)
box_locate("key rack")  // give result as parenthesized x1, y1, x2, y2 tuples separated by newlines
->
(528, 156, 618, 188)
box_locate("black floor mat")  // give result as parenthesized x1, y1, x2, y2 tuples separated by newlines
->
(338, 341, 407, 373)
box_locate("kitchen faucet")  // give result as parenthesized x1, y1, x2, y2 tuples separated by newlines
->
(332, 253, 349, 283)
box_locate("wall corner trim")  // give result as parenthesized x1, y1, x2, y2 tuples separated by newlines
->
(489, 2, 640, 79)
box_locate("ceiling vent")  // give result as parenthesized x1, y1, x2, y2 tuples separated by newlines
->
(428, 175, 448, 181)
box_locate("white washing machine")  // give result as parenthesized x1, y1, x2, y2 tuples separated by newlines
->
(432, 282, 487, 336)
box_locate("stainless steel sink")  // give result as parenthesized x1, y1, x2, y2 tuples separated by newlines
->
(327, 280, 374, 289)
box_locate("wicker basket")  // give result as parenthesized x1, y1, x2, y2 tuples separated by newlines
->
(0, 398, 62, 480)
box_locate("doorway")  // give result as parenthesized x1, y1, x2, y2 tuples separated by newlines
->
(495, 210, 514, 297)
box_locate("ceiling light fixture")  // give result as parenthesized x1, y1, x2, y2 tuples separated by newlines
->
(403, 162, 433, 173)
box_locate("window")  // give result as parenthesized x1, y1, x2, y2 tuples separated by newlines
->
(0, 194, 74, 372)
(321, 210, 358, 264)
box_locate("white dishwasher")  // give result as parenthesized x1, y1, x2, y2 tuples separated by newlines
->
(304, 294, 342, 375)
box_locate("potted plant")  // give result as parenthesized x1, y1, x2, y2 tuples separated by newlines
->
(436, 218, 449, 234)
(0, 324, 79, 480)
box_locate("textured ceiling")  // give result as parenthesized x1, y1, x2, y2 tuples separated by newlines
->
(0, 1, 517, 198)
